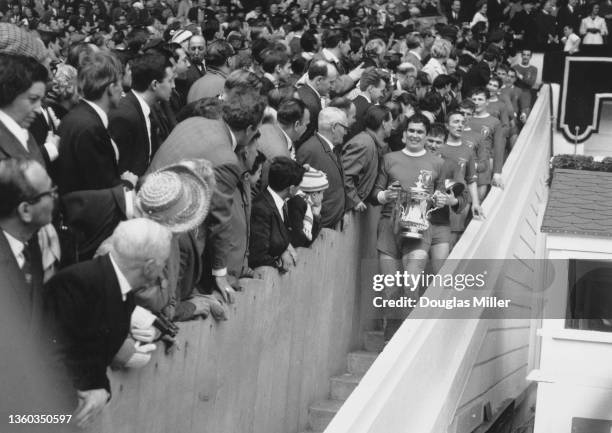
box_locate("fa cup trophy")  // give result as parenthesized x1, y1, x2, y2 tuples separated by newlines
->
(392, 170, 442, 239)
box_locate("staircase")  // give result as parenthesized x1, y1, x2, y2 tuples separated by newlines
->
(300, 331, 385, 433)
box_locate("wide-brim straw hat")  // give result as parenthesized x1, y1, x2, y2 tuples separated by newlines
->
(138, 159, 215, 233)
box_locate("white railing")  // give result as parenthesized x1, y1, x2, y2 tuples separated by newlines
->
(325, 85, 553, 433)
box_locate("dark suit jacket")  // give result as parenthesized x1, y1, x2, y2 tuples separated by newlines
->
(60, 185, 127, 263)
(0, 119, 45, 167)
(249, 189, 290, 268)
(462, 61, 491, 98)
(487, 0, 506, 28)
(44, 254, 135, 394)
(109, 91, 157, 176)
(446, 10, 463, 26)
(0, 231, 44, 336)
(557, 4, 582, 36)
(29, 107, 56, 167)
(535, 11, 558, 47)
(510, 10, 539, 50)
(286, 195, 321, 248)
(296, 133, 346, 229)
(1, 232, 72, 427)
(56, 101, 121, 194)
(342, 130, 380, 209)
(347, 94, 372, 140)
(295, 83, 322, 147)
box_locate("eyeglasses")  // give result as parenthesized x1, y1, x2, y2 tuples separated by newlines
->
(335, 123, 349, 130)
(26, 185, 58, 204)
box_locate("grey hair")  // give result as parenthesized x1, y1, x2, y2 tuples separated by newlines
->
(110, 218, 172, 265)
(318, 107, 347, 131)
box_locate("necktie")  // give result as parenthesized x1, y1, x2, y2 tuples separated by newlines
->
(282, 202, 289, 222)
(21, 241, 33, 294)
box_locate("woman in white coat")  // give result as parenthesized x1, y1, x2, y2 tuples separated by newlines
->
(580, 3, 608, 45)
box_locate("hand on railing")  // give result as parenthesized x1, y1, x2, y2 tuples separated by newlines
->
(492, 173, 504, 190)
(472, 203, 485, 219)
(215, 275, 236, 304)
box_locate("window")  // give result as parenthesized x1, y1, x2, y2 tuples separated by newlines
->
(567, 259, 612, 332)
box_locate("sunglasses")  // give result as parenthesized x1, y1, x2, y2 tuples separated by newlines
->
(26, 185, 58, 204)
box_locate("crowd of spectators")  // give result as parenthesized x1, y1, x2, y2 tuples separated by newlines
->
(0, 0, 574, 427)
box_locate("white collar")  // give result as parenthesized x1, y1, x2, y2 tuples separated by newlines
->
(279, 126, 293, 149)
(263, 72, 278, 86)
(83, 99, 109, 128)
(409, 50, 422, 61)
(227, 125, 237, 150)
(131, 90, 151, 118)
(267, 186, 286, 221)
(446, 139, 462, 147)
(109, 253, 132, 301)
(361, 92, 372, 104)
(402, 148, 426, 157)
(3, 230, 25, 268)
(318, 132, 335, 152)
(322, 48, 340, 64)
(0, 110, 29, 149)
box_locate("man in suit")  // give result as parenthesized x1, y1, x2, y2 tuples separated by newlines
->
(187, 40, 234, 103)
(313, 28, 364, 97)
(509, 0, 538, 51)
(462, 51, 496, 98)
(403, 34, 425, 72)
(557, 0, 583, 37)
(260, 48, 291, 97)
(348, 68, 387, 139)
(56, 51, 137, 194)
(446, 0, 463, 26)
(148, 91, 266, 303)
(343, 106, 392, 213)
(44, 218, 172, 429)
(109, 52, 175, 177)
(249, 157, 305, 271)
(0, 158, 72, 428)
(295, 60, 337, 147)
(296, 107, 348, 229)
(0, 54, 49, 167)
(487, 0, 507, 29)
(256, 99, 309, 191)
(535, 0, 559, 49)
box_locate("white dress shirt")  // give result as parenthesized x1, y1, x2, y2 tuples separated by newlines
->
(83, 99, 120, 161)
(131, 90, 152, 160)
(279, 127, 295, 159)
(267, 186, 286, 221)
(3, 230, 26, 269)
(109, 253, 132, 301)
(0, 110, 29, 151)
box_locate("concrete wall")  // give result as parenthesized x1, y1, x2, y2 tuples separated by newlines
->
(86, 211, 378, 433)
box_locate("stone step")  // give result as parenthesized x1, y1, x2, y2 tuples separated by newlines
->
(308, 399, 343, 432)
(364, 330, 385, 353)
(330, 373, 362, 401)
(347, 351, 378, 375)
